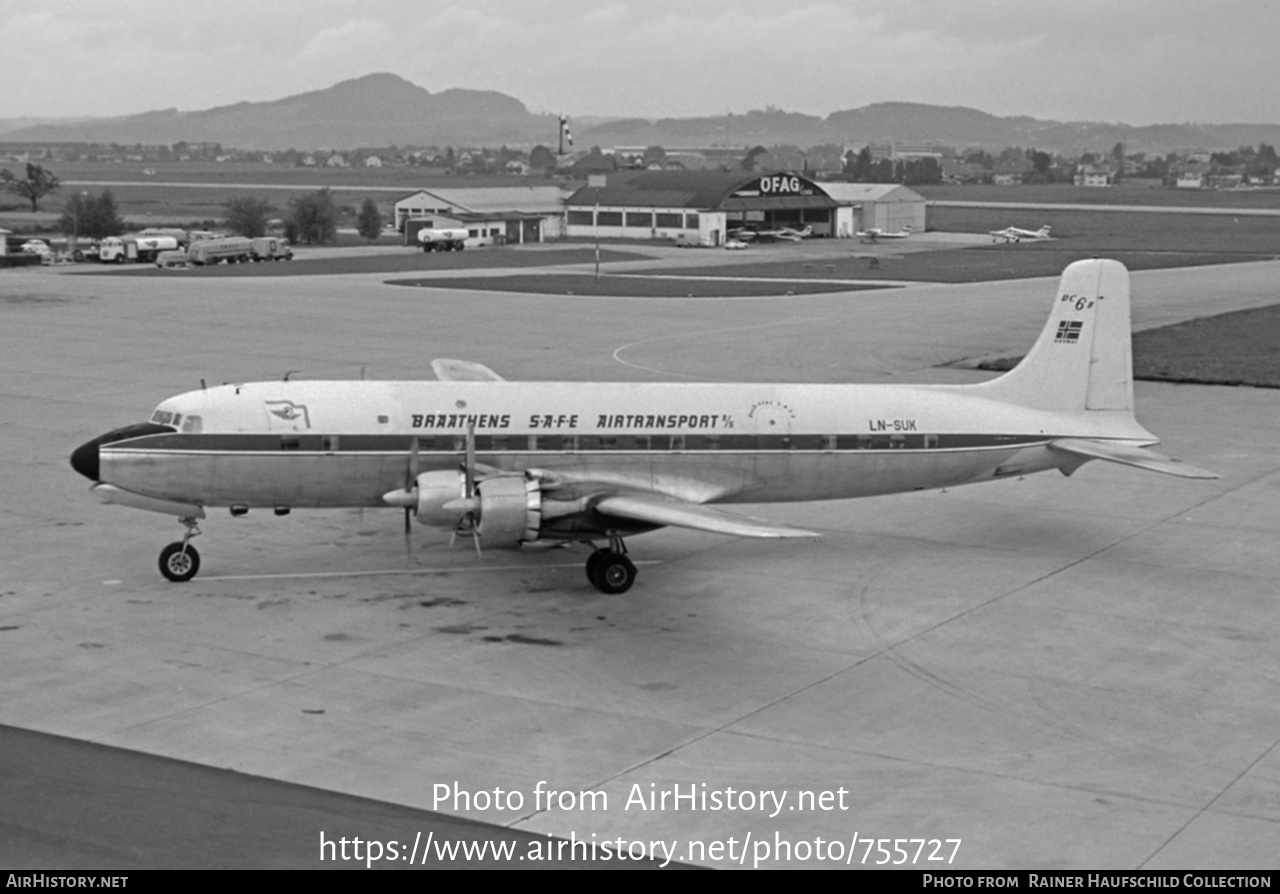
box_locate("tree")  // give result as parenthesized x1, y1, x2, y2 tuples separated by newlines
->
(288, 189, 338, 245)
(2, 162, 61, 212)
(529, 145, 557, 172)
(224, 196, 274, 238)
(58, 189, 124, 240)
(356, 198, 384, 243)
(847, 146, 874, 181)
(641, 145, 668, 168)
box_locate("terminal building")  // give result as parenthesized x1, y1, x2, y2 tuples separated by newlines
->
(564, 171, 925, 245)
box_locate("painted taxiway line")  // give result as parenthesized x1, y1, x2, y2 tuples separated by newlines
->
(194, 560, 664, 583)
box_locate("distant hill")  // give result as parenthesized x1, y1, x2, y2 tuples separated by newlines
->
(3, 74, 562, 151)
(5, 73, 1279, 155)
(582, 101, 1280, 156)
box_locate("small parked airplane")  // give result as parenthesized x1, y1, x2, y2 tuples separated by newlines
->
(856, 226, 911, 243)
(70, 260, 1214, 594)
(729, 225, 812, 243)
(990, 224, 1052, 243)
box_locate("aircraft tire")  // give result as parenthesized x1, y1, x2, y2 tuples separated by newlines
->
(159, 542, 200, 582)
(590, 553, 636, 595)
(585, 549, 607, 585)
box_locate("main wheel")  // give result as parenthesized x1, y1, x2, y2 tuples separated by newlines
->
(159, 542, 200, 582)
(590, 553, 636, 595)
(585, 549, 607, 585)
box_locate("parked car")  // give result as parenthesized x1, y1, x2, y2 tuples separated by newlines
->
(21, 240, 54, 263)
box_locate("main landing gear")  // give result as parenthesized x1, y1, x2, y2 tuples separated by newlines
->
(585, 534, 637, 595)
(158, 516, 202, 582)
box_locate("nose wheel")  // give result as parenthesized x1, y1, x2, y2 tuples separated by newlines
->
(585, 535, 637, 594)
(158, 517, 202, 582)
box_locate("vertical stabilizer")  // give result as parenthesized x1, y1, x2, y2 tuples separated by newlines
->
(974, 259, 1134, 412)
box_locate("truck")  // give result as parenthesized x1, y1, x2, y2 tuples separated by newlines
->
(417, 227, 469, 252)
(250, 237, 293, 262)
(99, 234, 181, 263)
(187, 236, 254, 265)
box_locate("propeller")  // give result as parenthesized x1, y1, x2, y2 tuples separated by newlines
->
(447, 421, 482, 558)
(402, 436, 419, 553)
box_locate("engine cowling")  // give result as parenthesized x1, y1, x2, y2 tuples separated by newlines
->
(400, 470, 542, 546)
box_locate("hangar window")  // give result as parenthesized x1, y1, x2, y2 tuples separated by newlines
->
(684, 214, 699, 229)
(468, 229, 478, 238)
(655, 212, 682, 228)
(596, 211, 622, 226)
(625, 211, 653, 227)
(567, 210, 594, 226)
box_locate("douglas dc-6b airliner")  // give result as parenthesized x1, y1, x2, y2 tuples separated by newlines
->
(70, 260, 1215, 594)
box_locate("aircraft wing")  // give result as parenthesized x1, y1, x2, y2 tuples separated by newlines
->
(593, 492, 822, 539)
(431, 358, 506, 382)
(1048, 438, 1218, 479)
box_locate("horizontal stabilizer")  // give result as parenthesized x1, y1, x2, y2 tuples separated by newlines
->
(430, 358, 506, 382)
(1048, 438, 1218, 479)
(594, 492, 821, 539)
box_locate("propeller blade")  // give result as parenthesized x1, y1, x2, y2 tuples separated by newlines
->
(463, 421, 476, 498)
(403, 435, 420, 553)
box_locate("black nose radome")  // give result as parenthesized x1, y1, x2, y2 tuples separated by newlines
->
(71, 422, 177, 482)
(70, 438, 100, 481)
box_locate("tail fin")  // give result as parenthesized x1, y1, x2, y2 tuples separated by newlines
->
(974, 259, 1133, 412)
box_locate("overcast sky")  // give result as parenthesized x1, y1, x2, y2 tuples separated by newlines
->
(4, 0, 1277, 126)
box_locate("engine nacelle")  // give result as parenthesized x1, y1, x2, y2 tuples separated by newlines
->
(472, 474, 542, 545)
(410, 469, 469, 527)
(405, 470, 542, 546)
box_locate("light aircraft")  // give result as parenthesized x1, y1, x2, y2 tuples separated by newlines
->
(728, 225, 812, 243)
(990, 224, 1052, 243)
(774, 225, 813, 242)
(70, 260, 1214, 595)
(856, 226, 911, 243)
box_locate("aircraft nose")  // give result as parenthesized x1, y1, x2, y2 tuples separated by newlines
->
(70, 422, 176, 483)
(70, 437, 100, 481)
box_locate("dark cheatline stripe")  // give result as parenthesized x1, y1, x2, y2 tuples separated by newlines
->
(104, 432, 1050, 455)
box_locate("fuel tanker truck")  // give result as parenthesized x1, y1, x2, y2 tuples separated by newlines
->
(417, 228, 468, 252)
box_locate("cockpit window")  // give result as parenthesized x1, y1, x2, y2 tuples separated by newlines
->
(151, 410, 173, 425)
(181, 415, 202, 433)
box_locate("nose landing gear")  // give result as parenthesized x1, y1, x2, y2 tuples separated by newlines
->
(158, 516, 202, 582)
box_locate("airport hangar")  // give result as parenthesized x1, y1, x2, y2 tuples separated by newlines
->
(393, 185, 571, 249)
(563, 170, 926, 245)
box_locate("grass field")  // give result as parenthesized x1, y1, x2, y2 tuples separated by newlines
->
(649, 246, 1270, 285)
(916, 181, 1280, 211)
(0, 161, 569, 231)
(978, 304, 1280, 388)
(384, 273, 889, 297)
